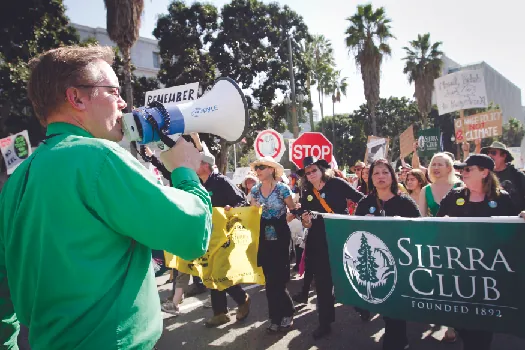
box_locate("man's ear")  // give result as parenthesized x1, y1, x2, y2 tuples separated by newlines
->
(65, 87, 87, 111)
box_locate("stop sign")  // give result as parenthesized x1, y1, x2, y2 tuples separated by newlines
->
(290, 132, 333, 169)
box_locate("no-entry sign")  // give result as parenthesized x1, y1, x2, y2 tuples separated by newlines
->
(254, 129, 285, 161)
(290, 132, 333, 168)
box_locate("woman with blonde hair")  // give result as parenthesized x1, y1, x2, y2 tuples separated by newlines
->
(419, 152, 461, 217)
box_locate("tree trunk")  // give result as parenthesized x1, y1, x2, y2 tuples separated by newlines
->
(217, 138, 229, 175)
(318, 88, 324, 134)
(422, 112, 428, 130)
(332, 101, 336, 149)
(370, 104, 378, 136)
(366, 282, 372, 301)
(121, 46, 137, 158)
(307, 76, 314, 131)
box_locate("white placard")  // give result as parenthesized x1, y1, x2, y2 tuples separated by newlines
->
(0, 130, 32, 175)
(144, 82, 199, 106)
(434, 69, 488, 115)
(254, 129, 285, 161)
(366, 138, 387, 164)
(231, 167, 251, 185)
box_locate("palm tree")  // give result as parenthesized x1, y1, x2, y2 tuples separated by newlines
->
(104, 0, 144, 113)
(328, 70, 348, 148)
(301, 35, 335, 133)
(402, 33, 443, 129)
(345, 4, 394, 136)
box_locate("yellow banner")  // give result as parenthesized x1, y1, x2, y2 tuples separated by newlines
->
(164, 206, 265, 291)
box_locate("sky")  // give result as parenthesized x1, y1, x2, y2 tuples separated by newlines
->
(64, 0, 524, 116)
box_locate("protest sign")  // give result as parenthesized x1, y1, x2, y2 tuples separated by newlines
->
(364, 136, 389, 165)
(165, 207, 265, 291)
(231, 167, 251, 185)
(454, 110, 503, 143)
(434, 69, 488, 115)
(144, 82, 199, 106)
(416, 128, 441, 158)
(399, 125, 415, 158)
(0, 130, 32, 175)
(325, 215, 525, 337)
(508, 147, 523, 169)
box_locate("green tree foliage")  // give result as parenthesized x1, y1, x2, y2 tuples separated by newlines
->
(0, 0, 78, 143)
(154, 0, 310, 173)
(345, 4, 394, 136)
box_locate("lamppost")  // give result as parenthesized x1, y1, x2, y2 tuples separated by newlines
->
(296, 93, 306, 131)
(284, 94, 291, 127)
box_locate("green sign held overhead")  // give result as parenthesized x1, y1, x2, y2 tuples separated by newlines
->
(416, 128, 441, 158)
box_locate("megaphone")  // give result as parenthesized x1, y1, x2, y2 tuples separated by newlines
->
(122, 77, 248, 146)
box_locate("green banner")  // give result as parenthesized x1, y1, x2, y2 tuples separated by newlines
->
(416, 128, 441, 158)
(324, 215, 525, 337)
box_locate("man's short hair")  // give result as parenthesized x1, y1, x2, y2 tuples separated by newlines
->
(27, 45, 115, 123)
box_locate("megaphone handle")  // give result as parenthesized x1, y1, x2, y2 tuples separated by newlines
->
(143, 110, 176, 148)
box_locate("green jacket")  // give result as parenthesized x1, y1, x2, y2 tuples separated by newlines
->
(0, 123, 212, 349)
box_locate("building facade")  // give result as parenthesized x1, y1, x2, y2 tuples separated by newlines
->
(72, 23, 160, 79)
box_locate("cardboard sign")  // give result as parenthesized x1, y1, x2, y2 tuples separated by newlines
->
(434, 69, 488, 115)
(144, 82, 199, 106)
(399, 125, 415, 158)
(0, 130, 32, 175)
(454, 110, 503, 143)
(508, 147, 523, 169)
(231, 167, 251, 185)
(364, 136, 390, 165)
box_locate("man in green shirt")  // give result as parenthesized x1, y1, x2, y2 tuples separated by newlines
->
(0, 45, 212, 349)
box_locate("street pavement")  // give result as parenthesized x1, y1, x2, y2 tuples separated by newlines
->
(155, 274, 525, 349)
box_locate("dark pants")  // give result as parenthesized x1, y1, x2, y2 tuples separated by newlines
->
(18, 324, 31, 350)
(211, 285, 247, 315)
(262, 260, 294, 324)
(458, 329, 493, 350)
(306, 229, 335, 326)
(382, 317, 407, 350)
(168, 269, 178, 299)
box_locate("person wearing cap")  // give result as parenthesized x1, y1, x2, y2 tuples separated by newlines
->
(299, 156, 364, 339)
(437, 154, 519, 350)
(193, 141, 251, 328)
(481, 141, 525, 210)
(350, 161, 366, 189)
(249, 157, 296, 333)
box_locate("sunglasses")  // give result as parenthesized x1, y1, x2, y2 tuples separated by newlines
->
(305, 168, 319, 176)
(254, 165, 268, 171)
(463, 166, 485, 173)
(355, 167, 363, 171)
(488, 150, 500, 156)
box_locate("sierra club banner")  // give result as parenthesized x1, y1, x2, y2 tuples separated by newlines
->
(416, 128, 441, 159)
(165, 206, 265, 291)
(324, 215, 525, 337)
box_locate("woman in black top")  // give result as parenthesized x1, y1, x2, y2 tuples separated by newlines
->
(299, 156, 364, 339)
(437, 154, 519, 350)
(355, 159, 420, 350)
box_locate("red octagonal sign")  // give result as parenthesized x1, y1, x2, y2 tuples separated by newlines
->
(290, 132, 333, 169)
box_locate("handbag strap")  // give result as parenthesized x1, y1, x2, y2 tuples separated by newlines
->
(312, 188, 334, 214)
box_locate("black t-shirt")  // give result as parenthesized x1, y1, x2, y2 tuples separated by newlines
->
(355, 193, 421, 218)
(495, 164, 525, 211)
(202, 173, 247, 208)
(436, 187, 519, 217)
(301, 177, 364, 215)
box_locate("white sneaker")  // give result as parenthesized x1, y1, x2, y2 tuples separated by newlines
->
(203, 296, 212, 308)
(161, 301, 180, 316)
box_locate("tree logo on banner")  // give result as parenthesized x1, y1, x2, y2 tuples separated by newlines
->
(343, 231, 397, 304)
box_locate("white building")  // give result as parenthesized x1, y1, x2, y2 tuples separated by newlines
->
(72, 23, 160, 79)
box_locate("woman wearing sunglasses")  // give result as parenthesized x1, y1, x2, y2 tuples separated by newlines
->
(355, 159, 420, 350)
(436, 154, 519, 350)
(249, 157, 296, 333)
(299, 156, 364, 339)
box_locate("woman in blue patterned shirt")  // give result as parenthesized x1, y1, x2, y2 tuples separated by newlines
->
(250, 157, 296, 333)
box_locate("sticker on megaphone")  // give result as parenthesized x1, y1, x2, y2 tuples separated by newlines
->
(121, 77, 249, 146)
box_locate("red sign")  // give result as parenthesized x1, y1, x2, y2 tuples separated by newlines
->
(290, 132, 333, 168)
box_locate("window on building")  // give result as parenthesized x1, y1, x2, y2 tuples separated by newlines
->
(152, 52, 161, 69)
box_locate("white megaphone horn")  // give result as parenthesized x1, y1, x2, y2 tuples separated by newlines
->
(122, 77, 249, 145)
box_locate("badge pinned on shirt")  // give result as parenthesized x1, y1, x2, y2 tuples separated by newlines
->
(488, 200, 497, 209)
(456, 198, 465, 206)
(369, 207, 376, 214)
(307, 195, 313, 201)
(321, 193, 326, 199)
